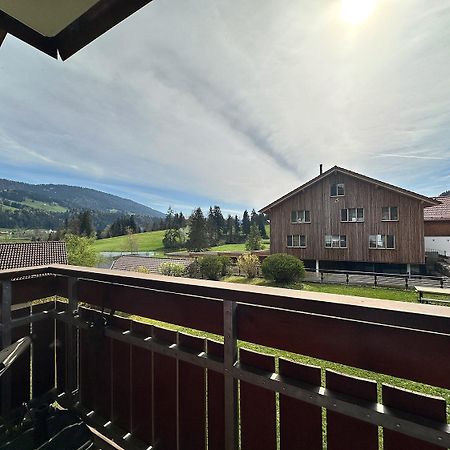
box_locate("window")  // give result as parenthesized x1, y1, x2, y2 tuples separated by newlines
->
(381, 206, 398, 221)
(325, 235, 347, 248)
(287, 234, 306, 248)
(341, 208, 364, 222)
(290, 210, 311, 223)
(369, 234, 395, 249)
(330, 183, 345, 197)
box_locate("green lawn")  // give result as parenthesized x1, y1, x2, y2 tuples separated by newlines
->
(93, 230, 166, 252)
(223, 276, 417, 302)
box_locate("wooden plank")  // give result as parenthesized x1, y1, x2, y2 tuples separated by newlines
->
(326, 370, 378, 450)
(237, 303, 450, 389)
(31, 301, 56, 398)
(110, 316, 131, 432)
(130, 321, 153, 445)
(383, 385, 447, 450)
(9, 275, 58, 304)
(178, 333, 206, 450)
(10, 305, 31, 409)
(207, 340, 225, 450)
(79, 309, 112, 420)
(240, 348, 277, 450)
(153, 326, 177, 450)
(279, 359, 322, 450)
(55, 301, 67, 394)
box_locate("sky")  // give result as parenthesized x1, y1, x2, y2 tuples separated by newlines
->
(0, 0, 449, 216)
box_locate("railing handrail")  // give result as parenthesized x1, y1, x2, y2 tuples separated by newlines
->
(304, 267, 446, 280)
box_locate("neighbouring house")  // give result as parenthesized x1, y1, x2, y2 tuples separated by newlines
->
(424, 196, 450, 256)
(259, 165, 439, 274)
(111, 255, 193, 274)
(0, 241, 67, 270)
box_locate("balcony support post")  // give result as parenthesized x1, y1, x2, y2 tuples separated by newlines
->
(1, 280, 12, 413)
(223, 300, 238, 450)
(66, 277, 79, 400)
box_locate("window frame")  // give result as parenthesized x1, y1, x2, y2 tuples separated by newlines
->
(324, 234, 347, 248)
(381, 206, 399, 222)
(330, 183, 345, 197)
(369, 234, 395, 249)
(340, 207, 364, 223)
(290, 210, 311, 224)
(287, 234, 307, 248)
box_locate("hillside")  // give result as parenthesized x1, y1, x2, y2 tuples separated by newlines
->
(0, 178, 164, 217)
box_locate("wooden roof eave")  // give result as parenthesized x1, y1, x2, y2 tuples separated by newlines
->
(0, 0, 153, 60)
(259, 166, 439, 213)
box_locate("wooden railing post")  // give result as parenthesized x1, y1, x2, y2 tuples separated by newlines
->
(223, 300, 238, 450)
(1, 280, 12, 413)
(66, 277, 79, 399)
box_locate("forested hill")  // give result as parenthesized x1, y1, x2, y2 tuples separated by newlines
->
(0, 179, 164, 217)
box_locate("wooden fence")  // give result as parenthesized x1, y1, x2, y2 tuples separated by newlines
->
(0, 264, 449, 449)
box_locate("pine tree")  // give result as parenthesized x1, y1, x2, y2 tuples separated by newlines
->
(187, 208, 209, 251)
(226, 215, 234, 243)
(234, 215, 241, 237)
(258, 213, 268, 238)
(242, 210, 251, 236)
(245, 222, 262, 251)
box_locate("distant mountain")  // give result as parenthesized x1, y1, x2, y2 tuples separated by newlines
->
(440, 190, 450, 197)
(0, 179, 165, 218)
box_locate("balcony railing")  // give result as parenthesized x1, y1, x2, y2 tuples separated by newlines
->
(0, 264, 449, 449)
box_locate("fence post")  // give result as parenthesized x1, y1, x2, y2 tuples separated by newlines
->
(66, 277, 79, 400)
(346, 273, 349, 285)
(441, 278, 444, 289)
(223, 300, 238, 450)
(1, 280, 12, 413)
(374, 275, 377, 287)
(320, 272, 324, 283)
(405, 276, 408, 289)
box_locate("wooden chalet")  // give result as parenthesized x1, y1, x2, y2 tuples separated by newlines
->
(260, 166, 439, 273)
(424, 196, 450, 256)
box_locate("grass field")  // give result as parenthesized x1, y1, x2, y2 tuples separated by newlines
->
(21, 199, 67, 213)
(93, 230, 166, 252)
(93, 229, 270, 253)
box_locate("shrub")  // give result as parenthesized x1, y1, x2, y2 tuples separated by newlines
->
(135, 265, 150, 274)
(217, 255, 232, 276)
(245, 223, 263, 251)
(261, 253, 305, 284)
(159, 262, 186, 277)
(186, 259, 201, 278)
(237, 253, 260, 279)
(198, 255, 229, 280)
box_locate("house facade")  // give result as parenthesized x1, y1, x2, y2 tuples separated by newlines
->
(424, 196, 450, 256)
(260, 166, 439, 273)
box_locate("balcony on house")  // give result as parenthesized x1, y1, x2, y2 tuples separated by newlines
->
(0, 264, 449, 450)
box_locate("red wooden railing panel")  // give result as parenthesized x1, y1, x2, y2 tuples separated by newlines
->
(178, 333, 206, 450)
(240, 349, 277, 450)
(238, 304, 450, 389)
(31, 301, 55, 398)
(383, 385, 447, 450)
(110, 316, 132, 432)
(130, 321, 153, 445)
(153, 326, 177, 450)
(207, 340, 225, 450)
(279, 359, 322, 450)
(9, 275, 57, 305)
(326, 370, 378, 450)
(79, 310, 112, 420)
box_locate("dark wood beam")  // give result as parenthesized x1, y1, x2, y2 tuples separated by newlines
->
(0, 29, 6, 47)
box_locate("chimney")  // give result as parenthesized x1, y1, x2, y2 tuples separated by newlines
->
(319, 164, 323, 175)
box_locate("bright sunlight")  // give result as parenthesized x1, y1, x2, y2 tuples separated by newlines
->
(341, 0, 377, 24)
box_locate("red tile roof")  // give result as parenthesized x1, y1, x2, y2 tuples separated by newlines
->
(0, 241, 67, 270)
(424, 197, 450, 221)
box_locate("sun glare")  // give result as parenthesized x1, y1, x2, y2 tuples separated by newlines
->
(341, 0, 377, 24)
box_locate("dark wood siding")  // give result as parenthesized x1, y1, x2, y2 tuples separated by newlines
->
(269, 172, 426, 264)
(424, 221, 450, 237)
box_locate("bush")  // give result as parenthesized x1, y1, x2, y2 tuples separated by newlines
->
(159, 262, 186, 277)
(237, 253, 260, 279)
(261, 253, 305, 284)
(199, 255, 230, 280)
(186, 259, 201, 278)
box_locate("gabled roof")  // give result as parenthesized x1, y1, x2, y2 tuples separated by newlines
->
(424, 196, 450, 221)
(0, 241, 67, 270)
(259, 166, 439, 213)
(0, 0, 153, 60)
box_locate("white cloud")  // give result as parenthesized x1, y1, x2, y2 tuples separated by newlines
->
(0, 0, 449, 211)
